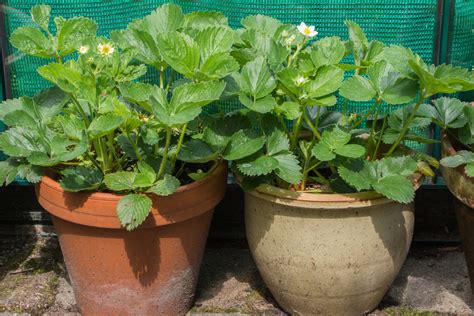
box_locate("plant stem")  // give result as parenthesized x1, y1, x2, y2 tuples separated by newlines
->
(385, 96, 426, 157)
(372, 115, 387, 161)
(107, 133, 122, 170)
(157, 127, 172, 180)
(171, 123, 187, 173)
(290, 115, 303, 150)
(159, 67, 165, 89)
(166, 70, 175, 92)
(85, 152, 103, 174)
(303, 110, 322, 140)
(126, 132, 142, 161)
(341, 98, 349, 126)
(351, 99, 380, 130)
(70, 95, 90, 127)
(369, 101, 383, 143)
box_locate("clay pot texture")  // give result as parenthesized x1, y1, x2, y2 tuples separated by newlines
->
(245, 177, 422, 315)
(441, 132, 474, 292)
(35, 162, 227, 316)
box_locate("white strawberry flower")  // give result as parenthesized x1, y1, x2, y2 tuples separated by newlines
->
(78, 45, 89, 54)
(98, 43, 115, 56)
(295, 76, 307, 86)
(297, 22, 318, 37)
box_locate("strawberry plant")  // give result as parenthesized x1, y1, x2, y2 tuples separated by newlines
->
(0, 4, 242, 230)
(227, 15, 474, 203)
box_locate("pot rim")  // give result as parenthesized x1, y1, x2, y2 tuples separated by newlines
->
(40, 161, 226, 201)
(36, 162, 227, 229)
(242, 172, 423, 208)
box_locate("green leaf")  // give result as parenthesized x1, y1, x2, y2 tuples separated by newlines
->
(364, 40, 385, 64)
(0, 127, 43, 157)
(88, 114, 124, 139)
(237, 155, 279, 176)
(333, 144, 365, 158)
(3, 110, 37, 128)
(57, 17, 97, 55)
(409, 59, 474, 96)
(16, 163, 43, 183)
(345, 20, 368, 65)
(223, 129, 265, 161)
(148, 174, 180, 196)
(339, 75, 376, 101)
(312, 143, 336, 161)
(272, 151, 302, 184)
(202, 113, 251, 150)
(117, 194, 152, 231)
(459, 105, 474, 146)
(239, 94, 276, 114)
(0, 158, 21, 186)
(31, 5, 51, 32)
(10, 26, 53, 58)
(0, 98, 22, 121)
(119, 82, 153, 112)
(275, 101, 301, 120)
(466, 164, 474, 177)
(135, 161, 156, 187)
(59, 166, 103, 192)
(304, 65, 344, 99)
(37, 63, 82, 93)
(338, 159, 376, 191)
(163, 81, 225, 126)
(195, 26, 234, 61)
(310, 36, 345, 67)
(430, 97, 469, 129)
(183, 11, 227, 29)
(263, 120, 289, 156)
(33, 87, 69, 120)
(380, 45, 416, 78)
(140, 3, 183, 36)
(179, 139, 219, 163)
(235, 56, 276, 99)
(198, 53, 239, 80)
(171, 80, 225, 110)
(156, 31, 200, 78)
(241, 15, 282, 37)
(372, 174, 414, 204)
(440, 151, 474, 168)
(368, 60, 418, 104)
(104, 172, 137, 191)
(377, 156, 418, 176)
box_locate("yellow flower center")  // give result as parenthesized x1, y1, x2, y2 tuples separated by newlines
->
(101, 46, 110, 54)
(304, 27, 311, 35)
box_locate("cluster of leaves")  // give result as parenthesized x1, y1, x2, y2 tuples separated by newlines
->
(423, 98, 474, 177)
(1, 5, 473, 227)
(227, 15, 474, 203)
(0, 4, 249, 230)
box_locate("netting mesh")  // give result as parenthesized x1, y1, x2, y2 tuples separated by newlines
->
(0, 0, 470, 164)
(449, 0, 474, 102)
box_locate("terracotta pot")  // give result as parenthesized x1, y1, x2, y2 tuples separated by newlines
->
(35, 162, 227, 316)
(441, 132, 474, 292)
(244, 175, 422, 315)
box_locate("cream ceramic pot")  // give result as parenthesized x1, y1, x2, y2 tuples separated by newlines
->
(245, 181, 421, 315)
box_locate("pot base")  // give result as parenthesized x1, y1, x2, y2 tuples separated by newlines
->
(53, 210, 213, 316)
(454, 199, 474, 293)
(245, 188, 414, 315)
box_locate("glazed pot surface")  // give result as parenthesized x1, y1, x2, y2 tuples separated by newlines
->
(36, 163, 227, 316)
(441, 132, 474, 208)
(245, 185, 416, 315)
(441, 132, 474, 292)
